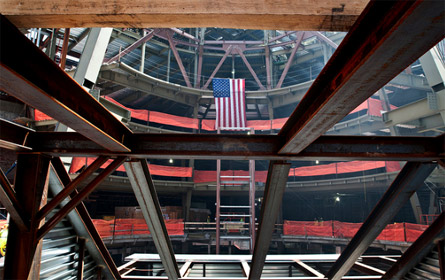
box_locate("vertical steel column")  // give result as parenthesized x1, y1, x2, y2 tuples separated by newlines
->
(249, 128, 256, 253)
(166, 49, 171, 83)
(59, 28, 70, 69)
(73, 28, 113, 91)
(265, 46, 271, 90)
(4, 153, 51, 279)
(140, 32, 146, 73)
(216, 156, 221, 254)
(77, 238, 86, 280)
(195, 46, 203, 88)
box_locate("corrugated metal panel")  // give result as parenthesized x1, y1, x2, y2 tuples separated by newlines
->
(40, 207, 99, 279)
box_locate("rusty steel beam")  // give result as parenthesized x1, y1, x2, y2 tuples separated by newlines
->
(0, 118, 33, 151)
(124, 159, 180, 280)
(0, 15, 132, 153)
(276, 32, 305, 89)
(167, 32, 192, 88)
(26, 132, 444, 161)
(279, 0, 445, 154)
(236, 47, 265, 90)
(382, 211, 445, 279)
(0, 168, 28, 231)
(50, 157, 121, 279)
(202, 46, 233, 90)
(77, 238, 86, 280)
(195, 46, 204, 88)
(310, 31, 338, 49)
(36, 156, 109, 221)
(37, 157, 126, 240)
(4, 154, 51, 280)
(59, 28, 70, 69)
(249, 161, 291, 280)
(107, 30, 154, 63)
(326, 162, 437, 280)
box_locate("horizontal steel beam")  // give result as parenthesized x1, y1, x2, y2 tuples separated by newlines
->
(326, 162, 437, 280)
(279, 0, 445, 154)
(0, 118, 33, 151)
(0, 15, 132, 152)
(26, 132, 444, 161)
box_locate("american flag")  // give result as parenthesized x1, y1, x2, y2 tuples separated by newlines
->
(212, 78, 246, 130)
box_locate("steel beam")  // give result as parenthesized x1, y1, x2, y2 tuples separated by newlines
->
(37, 156, 109, 221)
(279, 0, 445, 154)
(27, 132, 445, 161)
(37, 157, 126, 239)
(167, 32, 192, 88)
(236, 48, 265, 90)
(195, 46, 203, 88)
(382, 211, 444, 279)
(202, 46, 233, 90)
(124, 159, 180, 280)
(326, 162, 437, 280)
(0, 15, 131, 152)
(0, 168, 28, 231)
(0, 118, 34, 151)
(4, 154, 51, 280)
(311, 31, 338, 49)
(216, 158, 221, 254)
(59, 28, 70, 69)
(276, 33, 304, 89)
(77, 238, 86, 280)
(50, 157, 121, 279)
(249, 161, 291, 280)
(107, 30, 154, 63)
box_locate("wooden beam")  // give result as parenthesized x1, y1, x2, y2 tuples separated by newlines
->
(249, 161, 291, 280)
(279, 0, 445, 154)
(0, 15, 132, 153)
(1, 0, 367, 31)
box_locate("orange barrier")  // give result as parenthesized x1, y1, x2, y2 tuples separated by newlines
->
(283, 220, 427, 243)
(34, 97, 396, 132)
(69, 157, 193, 177)
(93, 218, 184, 238)
(194, 161, 400, 183)
(70, 156, 400, 181)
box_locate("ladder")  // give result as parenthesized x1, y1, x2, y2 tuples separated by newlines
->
(215, 128, 256, 254)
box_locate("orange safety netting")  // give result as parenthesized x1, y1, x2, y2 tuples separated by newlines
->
(69, 157, 193, 177)
(92, 218, 184, 238)
(194, 161, 400, 183)
(34, 97, 397, 131)
(283, 220, 427, 242)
